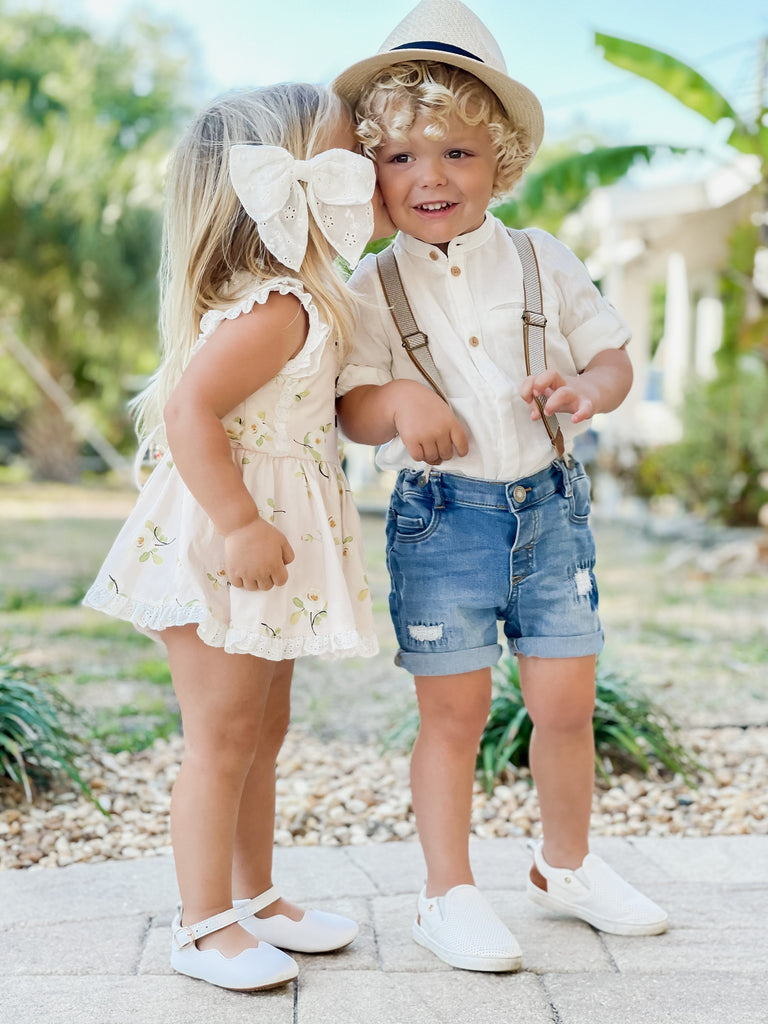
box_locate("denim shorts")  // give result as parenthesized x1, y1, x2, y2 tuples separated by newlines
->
(385, 458, 603, 676)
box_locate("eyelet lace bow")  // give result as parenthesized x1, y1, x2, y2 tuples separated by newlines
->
(229, 145, 375, 271)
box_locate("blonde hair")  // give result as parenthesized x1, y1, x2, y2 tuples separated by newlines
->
(355, 62, 532, 198)
(132, 83, 355, 447)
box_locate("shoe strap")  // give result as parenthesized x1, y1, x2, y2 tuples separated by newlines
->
(173, 904, 248, 950)
(172, 890, 280, 951)
(237, 885, 281, 918)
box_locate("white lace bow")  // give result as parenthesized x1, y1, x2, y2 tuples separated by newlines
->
(229, 145, 375, 271)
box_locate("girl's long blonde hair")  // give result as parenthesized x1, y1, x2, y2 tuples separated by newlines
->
(132, 83, 356, 446)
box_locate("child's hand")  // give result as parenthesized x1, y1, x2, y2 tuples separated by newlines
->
(521, 370, 595, 425)
(521, 350, 633, 426)
(393, 389, 469, 464)
(224, 517, 295, 591)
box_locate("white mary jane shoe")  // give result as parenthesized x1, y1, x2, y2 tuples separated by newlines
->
(234, 886, 359, 953)
(170, 903, 298, 991)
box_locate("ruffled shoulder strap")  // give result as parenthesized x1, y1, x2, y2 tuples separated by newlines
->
(196, 275, 330, 378)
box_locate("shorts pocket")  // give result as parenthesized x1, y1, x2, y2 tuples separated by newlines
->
(567, 471, 592, 524)
(389, 482, 440, 542)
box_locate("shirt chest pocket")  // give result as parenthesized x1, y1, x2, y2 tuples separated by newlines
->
(483, 301, 529, 381)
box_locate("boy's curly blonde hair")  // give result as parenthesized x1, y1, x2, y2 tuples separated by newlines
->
(355, 61, 533, 199)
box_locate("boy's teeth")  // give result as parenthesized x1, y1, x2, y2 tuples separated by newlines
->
(420, 202, 449, 210)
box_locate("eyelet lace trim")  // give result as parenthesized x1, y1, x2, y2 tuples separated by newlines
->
(197, 276, 329, 379)
(84, 585, 378, 660)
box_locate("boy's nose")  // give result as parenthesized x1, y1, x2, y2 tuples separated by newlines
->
(417, 157, 448, 187)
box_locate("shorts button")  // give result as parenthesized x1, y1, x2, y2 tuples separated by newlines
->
(513, 485, 527, 503)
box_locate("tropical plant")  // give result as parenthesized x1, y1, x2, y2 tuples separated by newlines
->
(0, 648, 92, 801)
(595, 32, 768, 341)
(478, 657, 701, 795)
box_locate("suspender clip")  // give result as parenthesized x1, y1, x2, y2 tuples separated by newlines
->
(522, 310, 547, 328)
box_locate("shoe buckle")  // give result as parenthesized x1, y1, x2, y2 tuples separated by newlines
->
(174, 924, 196, 950)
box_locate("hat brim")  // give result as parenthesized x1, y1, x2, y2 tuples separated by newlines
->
(333, 48, 544, 156)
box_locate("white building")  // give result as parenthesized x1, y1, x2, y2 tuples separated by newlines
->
(561, 155, 762, 450)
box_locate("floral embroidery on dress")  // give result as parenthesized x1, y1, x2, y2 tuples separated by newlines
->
(295, 423, 332, 478)
(249, 413, 273, 446)
(137, 521, 174, 564)
(289, 589, 328, 633)
(206, 569, 230, 591)
(258, 497, 284, 524)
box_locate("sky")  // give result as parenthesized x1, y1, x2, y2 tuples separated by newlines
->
(21, 0, 768, 158)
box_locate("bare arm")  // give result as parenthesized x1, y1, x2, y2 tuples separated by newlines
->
(338, 379, 468, 465)
(520, 346, 633, 424)
(164, 293, 306, 590)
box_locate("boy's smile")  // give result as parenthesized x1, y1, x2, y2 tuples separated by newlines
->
(375, 113, 497, 250)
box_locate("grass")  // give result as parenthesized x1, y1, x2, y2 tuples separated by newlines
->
(89, 698, 180, 753)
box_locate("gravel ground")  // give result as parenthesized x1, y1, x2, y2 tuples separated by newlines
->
(1, 722, 765, 871)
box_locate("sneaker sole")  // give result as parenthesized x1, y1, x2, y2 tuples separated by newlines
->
(526, 883, 669, 936)
(412, 922, 522, 972)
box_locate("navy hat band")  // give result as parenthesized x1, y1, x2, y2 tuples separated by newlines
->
(391, 40, 484, 63)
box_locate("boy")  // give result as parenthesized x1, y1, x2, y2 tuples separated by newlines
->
(334, 0, 668, 972)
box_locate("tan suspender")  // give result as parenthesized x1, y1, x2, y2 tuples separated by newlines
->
(376, 247, 449, 405)
(375, 230, 565, 458)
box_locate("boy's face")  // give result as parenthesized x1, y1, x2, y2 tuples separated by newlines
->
(374, 111, 497, 248)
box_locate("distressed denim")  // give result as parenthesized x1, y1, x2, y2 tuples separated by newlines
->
(385, 458, 603, 676)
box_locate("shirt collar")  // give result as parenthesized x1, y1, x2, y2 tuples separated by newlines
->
(395, 211, 496, 261)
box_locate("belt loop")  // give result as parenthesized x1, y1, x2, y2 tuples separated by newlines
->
(429, 472, 445, 510)
(556, 456, 573, 498)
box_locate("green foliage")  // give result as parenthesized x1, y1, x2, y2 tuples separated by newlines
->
(89, 698, 179, 754)
(494, 144, 677, 233)
(595, 32, 768, 161)
(0, 648, 92, 800)
(479, 657, 700, 795)
(634, 358, 768, 525)
(0, 7, 193, 454)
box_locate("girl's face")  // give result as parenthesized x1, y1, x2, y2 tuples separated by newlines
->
(375, 111, 497, 250)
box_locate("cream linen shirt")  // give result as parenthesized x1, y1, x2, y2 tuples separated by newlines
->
(337, 212, 630, 481)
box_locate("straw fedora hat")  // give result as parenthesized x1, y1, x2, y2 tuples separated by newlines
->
(333, 0, 544, 156)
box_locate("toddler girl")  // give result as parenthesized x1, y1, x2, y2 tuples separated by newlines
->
(84, 82, 380, 991)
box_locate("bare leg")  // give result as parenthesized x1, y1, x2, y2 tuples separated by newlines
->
(231, 659, 302, 920)
(518, 654, 596, 869)
(410, 668, 492, 896)
(164, 624, 282, 956)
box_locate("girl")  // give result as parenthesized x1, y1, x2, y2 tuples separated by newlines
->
(83, 83, 382, 992)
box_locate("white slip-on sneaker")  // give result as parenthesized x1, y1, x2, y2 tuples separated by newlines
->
(234, 887, 359, 953)
(527, 839, 669, 936)
(413, 884, 522, 972)
(171, 906, 298, 991)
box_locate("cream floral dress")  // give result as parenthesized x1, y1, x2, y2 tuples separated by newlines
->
(83, 277, 378, 661)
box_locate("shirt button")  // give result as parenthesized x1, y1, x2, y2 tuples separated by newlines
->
(429, 251, 439, 261)
(450, 265, 461, 276)
(513, 485, 527, 503)
(469, 336, 479, 347)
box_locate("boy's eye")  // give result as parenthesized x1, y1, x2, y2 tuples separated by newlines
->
(446, 149, 469, 159)
(390, 153, 412, 163)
